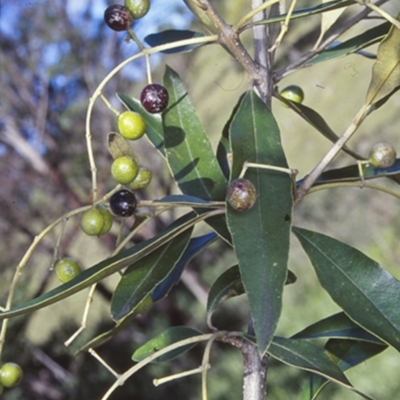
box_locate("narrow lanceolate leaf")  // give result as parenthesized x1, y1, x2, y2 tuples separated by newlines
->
(268, 337, 351, 388)
(315, 0, 348, 47)
(252, 0, 355, 28)
(293, 227, 400, 351)
(277, 98, 361, 160)
(152, 232, 218, 302)
(206, 265, 244, 328)
(144, 30, 206, 54)
(162, 66, 227, 201)
(132, 326, 203, 363)
(162, 66, 231, 243)
(299, 339, 386, 400)
(366, 20, 400, 106)
(292, 312, 384, 344)
(309, 158, 400, 186)
(308, 23, 391, 65)
(111, 228, 192, 321)
(117, 93, 164, 155)
(0, 212, 207, 320)
(227, 91, 293, 355)
(325, 339, 386, 371)
(206, 266, 296, 329)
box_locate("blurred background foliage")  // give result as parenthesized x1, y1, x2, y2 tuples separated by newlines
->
(0, 0, 399, 399)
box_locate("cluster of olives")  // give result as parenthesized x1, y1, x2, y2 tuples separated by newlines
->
(0, 363, 23, 393)
(104, 1, 151, 32)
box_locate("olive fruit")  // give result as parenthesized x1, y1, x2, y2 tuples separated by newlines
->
(111, 156, 139, 184)
(55, 258, 82, 283)
(110, 189, 137, 217)
(104, 5, 132, 31)
(226, 178, 257, 212)
(140, 83, 169, 113)
(80, 208, 105, 236)
(280, 85, 304, 105)
(369, 142, 396, 168)
(128, 166, 152, 190)
(0, 363, 23, 388)
(125, 0, 150, 19)
(97, 205, 113, 235)
(118, 111, 146, 140)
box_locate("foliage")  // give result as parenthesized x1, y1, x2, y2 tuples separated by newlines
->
(1, 0, 400, 399)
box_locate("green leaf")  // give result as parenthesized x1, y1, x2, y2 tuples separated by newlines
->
(315, 0, 348, 48)
(276, 98, 361, 160)
(152, 232, 218, 301)
(206, 265, 244, 328)
(216, 93, 245, 180)
(292, 312, 384, 344)
(144, 30, 206, 54)
(156, 194, 216, 206)
(226, 91, 293, 355)
(366, 20, 400, 106)
(107, 132, 139, 161)
(111, 228, 192, 321)
(0, 212, 206, 320)
(132, 326, 203, 363)
(252, 0, 355, 27)
(293, 227, 400, 351)
(207, 266, 297, 329)
(78, 295, 152, 353)
(326, 339, 386, 371)
(117, 93, 165, 156)
(307, 22, 391, 65)
(268, 337, 352, 388)
(299, 339, 385, 400)
(162, 66, 231, 243)
(162, 66, 227, 201)
(310, 158, 400, 186)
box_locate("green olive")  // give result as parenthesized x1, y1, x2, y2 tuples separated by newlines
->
(0, 363, 23, 388)
(280, 85, 304, 106)
(55, 257, 82, 283)
(226, 178, 257, 212)
(97, 205, 113, 235)
(111, 156, 139, 185)
(369, 142, 396, 168)
(80, 208, 105, 236)
(124, 0, 151, 19)
(118, 111, 146, 140)
(128, 166, 152, 190)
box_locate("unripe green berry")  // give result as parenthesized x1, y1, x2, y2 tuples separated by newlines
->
(125, 0, 151, 19)
(80, 208, 105, 236)
(118, 111, 146, 140)
(0, 363, 23, 388)
(369, 142, 396, 168)
(128, 166, 152, 190)
(111, 156, 139, 184)
(97, 205, 113, 235)
(226, 178, 257, 211)
(55, 258, 82, 283)
(280, 85, 304, 106)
